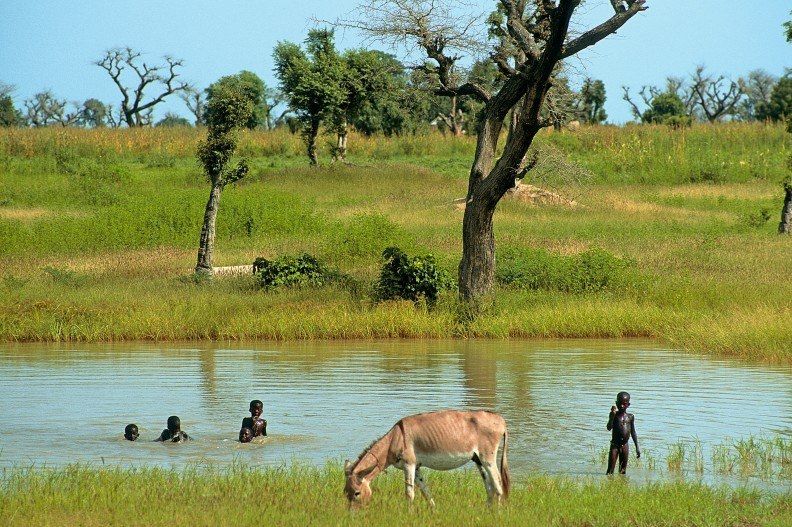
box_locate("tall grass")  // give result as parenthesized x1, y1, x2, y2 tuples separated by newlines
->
(1, 464, 789, 527)
(0, 124, 790, 361)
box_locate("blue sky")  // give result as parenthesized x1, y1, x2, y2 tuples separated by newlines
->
(1, 1, 790, 123)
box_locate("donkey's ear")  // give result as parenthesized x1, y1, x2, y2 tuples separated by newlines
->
(356, 464, 376, 480)
(344, 460, 352, 475)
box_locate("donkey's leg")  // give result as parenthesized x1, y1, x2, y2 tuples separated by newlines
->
(480, 452, 504, 504)
(403, 463, 417, 503)
(472, 453, 495, 502)
(415, 467, 436, 508)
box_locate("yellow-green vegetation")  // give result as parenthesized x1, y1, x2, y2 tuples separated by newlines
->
(1, 465, 790, 527)
(0, 123, 789, 362)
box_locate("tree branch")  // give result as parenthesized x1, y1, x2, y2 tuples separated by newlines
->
(561, 0, 647, 59)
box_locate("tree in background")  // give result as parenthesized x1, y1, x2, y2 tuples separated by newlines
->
(95, 47, 189, 127)
(181, 86, 206, 126)
(274, 29, 347, 165)
(347, 0, 647, 301)
(577, 78, 607, 124)
(330, 49, 408, 159)
(0, 83, 23, 127)
(736, 70, 777, 121)
(79, 98, 108, 128)
(155, 112, 192, 127)
(23, 91, 81, 127)
(756, 73, 792, 123)
(206, 71, 270, 129)
(689, 66, 742, 123)
(195, 86, 253, 275)
(784, 11, 792, 42)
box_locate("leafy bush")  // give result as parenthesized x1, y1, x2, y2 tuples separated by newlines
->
(497, 247, 640, 294)
(253, 253, 334, 289)
(374, 247, 455, 305)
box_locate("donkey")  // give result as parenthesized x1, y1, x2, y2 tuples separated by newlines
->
(343, 409, 509, 508)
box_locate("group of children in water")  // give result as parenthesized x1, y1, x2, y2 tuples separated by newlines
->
(123, 399, 267, 444)
(122, 393, 640, 475)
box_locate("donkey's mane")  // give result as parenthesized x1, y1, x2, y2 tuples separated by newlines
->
(352, 428, 391, 469)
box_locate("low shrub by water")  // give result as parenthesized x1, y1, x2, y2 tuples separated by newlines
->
(253, 253, 336, 289)
(374, 247, 455, 306)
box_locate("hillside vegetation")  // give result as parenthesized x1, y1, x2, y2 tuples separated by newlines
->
(0, 124, 789, 361)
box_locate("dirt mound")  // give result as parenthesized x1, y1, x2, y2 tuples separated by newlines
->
(453, 182, 576, 209)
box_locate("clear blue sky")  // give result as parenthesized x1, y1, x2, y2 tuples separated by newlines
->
(1, 1, 790, 123)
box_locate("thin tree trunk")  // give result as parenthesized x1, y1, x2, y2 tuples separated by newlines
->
(451, 95, 463, 137)
(779, 183, 792, 234)
(305, 118, 320, 166)
(195, 184, 223, 274)
(335, 120, 348, 161)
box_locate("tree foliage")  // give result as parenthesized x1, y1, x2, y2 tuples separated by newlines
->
(206, 71, 270, 129)
(756, 74, 792, 122)
(274, 29, 347, 164)
(578, 78, 607, 124)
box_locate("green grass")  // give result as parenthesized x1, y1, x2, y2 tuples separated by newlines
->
(0, 124, 790, 362)
(1, 464, 789, 526)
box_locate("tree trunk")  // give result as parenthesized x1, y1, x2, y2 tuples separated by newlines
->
(195, 184, 223, 274)
(305, 118, 320, 166)
(779, 183, 792, 234)
(335, 120, 348, 161)
(450, 95, 463, 137)
(459, 196, 497, 300)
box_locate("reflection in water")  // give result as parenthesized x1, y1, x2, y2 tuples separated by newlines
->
(0, 339, 789, 487)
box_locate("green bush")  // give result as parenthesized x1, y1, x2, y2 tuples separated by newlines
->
(253, 253, 334, 289)
(374, 247, 455, 305)
(497, 247, 640, 294)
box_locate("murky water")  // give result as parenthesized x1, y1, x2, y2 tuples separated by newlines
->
(0, 340, 789, 484)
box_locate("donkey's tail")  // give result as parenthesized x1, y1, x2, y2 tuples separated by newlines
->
(499, 428, 510, 498)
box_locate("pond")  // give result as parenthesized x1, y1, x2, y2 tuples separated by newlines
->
(0, 340, 789, 485)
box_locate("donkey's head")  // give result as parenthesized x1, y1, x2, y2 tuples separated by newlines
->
(343, 460, 375, 508)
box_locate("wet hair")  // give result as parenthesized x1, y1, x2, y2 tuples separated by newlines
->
(249, 400, 263, 411)
(239, 427, 254, 443)
(124, 423, 139, 441)
(616, 391, 631, 404)
(167, 415, 181, 431)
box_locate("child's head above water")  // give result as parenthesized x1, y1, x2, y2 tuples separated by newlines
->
(124, 423, 139, 441)
(239, 427, 254, 443)
(615, 391, 631, 410)
(167, 415, 181, 432)
(249, 400, 263, 418)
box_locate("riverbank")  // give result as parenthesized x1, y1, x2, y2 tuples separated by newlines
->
(0, 125, 789, 362)
(1, 465, 789, 527)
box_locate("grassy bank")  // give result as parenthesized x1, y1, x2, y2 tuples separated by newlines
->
(0, 124, 789, 361)
(1, 465, 790, 526)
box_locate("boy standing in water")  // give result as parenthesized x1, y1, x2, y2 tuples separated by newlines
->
(239, 400, 267, 442)
(606, 391, 640, 475)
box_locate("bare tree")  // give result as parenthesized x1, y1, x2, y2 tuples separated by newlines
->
(622, 77, 695, 123)
(24, 91, 81, 127)
(181, 86, 206, 126)
(690, 65, 742, 122)
(95, 47, 189, 127)
(338, 0, 487, 137)
(346, 0, 647, 300)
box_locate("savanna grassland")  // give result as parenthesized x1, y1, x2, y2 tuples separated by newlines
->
(1, 465, 790, 527)
(0, 123, 789, 361)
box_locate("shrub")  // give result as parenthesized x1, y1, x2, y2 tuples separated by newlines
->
(496, 247, 639, 294)
(253, 253, 334, 289)
(374, 247, 455, 305)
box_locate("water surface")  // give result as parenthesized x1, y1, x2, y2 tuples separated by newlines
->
(0, 340, 789, 484)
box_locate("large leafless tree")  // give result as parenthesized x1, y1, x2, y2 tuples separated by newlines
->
(95, 47, 189, 127)
(344, 0, 648, 300)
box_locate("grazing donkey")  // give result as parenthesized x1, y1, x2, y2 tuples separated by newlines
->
(343, 410, 509, 508)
